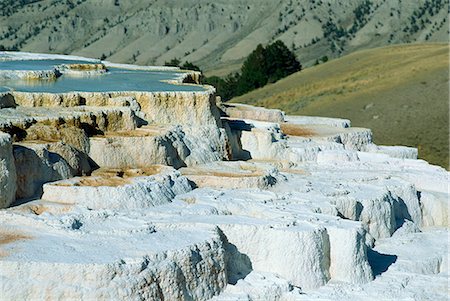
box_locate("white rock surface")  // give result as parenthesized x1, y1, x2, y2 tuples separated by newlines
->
(222, 103, 285, 123)
(0, 69, 60, 80)
(316, 149, 360, 164)
(89, 125, 229, 169)
(284, 115, 351, 128)
(210, 271, 301, 301)
(419, 191, 449, 227)
(0, 210, 227, 301)
(180, 161, 282, 189)
(222, 220, 331, 289)
(173, 188, 374, 288)
(291, 229, 449, 301)
(42, 166, 192, 209)
(0, 56, 448, 301)
(226, 118, 373, 164)
(362, 144, 418, 159)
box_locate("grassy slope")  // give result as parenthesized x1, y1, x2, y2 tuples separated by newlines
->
(232, 44, 449, 169)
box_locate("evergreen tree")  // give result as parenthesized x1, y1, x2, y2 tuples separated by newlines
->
(164, 58, 181, 67)
(203, 41, 302, 101)
(265, 40, 301, 83)
(181, 61, 201, 71)
(222, 73, 240, 100)
(236, 44, 268, 95)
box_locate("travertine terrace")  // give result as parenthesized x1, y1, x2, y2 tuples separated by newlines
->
(0, 53, 448, 301)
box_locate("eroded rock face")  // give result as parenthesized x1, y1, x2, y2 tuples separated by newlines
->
(222, 222, 331, 289)
(88, 125, 229, 169)
(25, 124, 90, 153)
(0, 132, 16, 208)
(327, 224, 373, 284)
(0, 106, 138, 140)
(138, 91, 222, 126)
(11, 90, 221, 127)
(0, 93, 16, 109)
(13, 141, 92, 199)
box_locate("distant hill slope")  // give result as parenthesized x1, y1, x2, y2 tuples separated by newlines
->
(232, 43, 449, 169)
(0, 0, 448, 75)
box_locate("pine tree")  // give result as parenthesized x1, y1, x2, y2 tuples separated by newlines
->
(265, 40, 301, 83)
(236, 44, 268, 95)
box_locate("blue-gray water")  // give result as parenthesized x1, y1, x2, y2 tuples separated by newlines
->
(0, 60, 205, 93)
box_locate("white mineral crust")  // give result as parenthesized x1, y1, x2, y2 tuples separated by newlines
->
(0, 53, 448, 301)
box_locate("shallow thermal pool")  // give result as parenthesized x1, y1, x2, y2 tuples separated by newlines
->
(0, 59, 205, 93)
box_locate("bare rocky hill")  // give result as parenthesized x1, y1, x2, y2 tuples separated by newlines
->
(0, 0, 448, 74)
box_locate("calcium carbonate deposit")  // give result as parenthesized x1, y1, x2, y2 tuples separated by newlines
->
(0, 52, 448, 301)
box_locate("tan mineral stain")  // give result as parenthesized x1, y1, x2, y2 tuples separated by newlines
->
(182, 169, 262, 178)
(54, 176, 131, 187)
(65, 63, 106, 71)
(55, 166, 164, 187)
(0, 230, 32, 258)
(280, 123, 316, 137)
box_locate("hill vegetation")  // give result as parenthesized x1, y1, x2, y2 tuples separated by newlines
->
(204, 41, 301, 100)
(0, 0, 447, 73)
(166, 41, 301, 101)
(232, 43, 449, 169)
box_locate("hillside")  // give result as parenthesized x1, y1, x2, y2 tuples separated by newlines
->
(232, 43, 449, 168)
(0, 0, 448, 75)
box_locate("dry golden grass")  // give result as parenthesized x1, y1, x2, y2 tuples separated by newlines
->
(233, 44, 449, 168)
